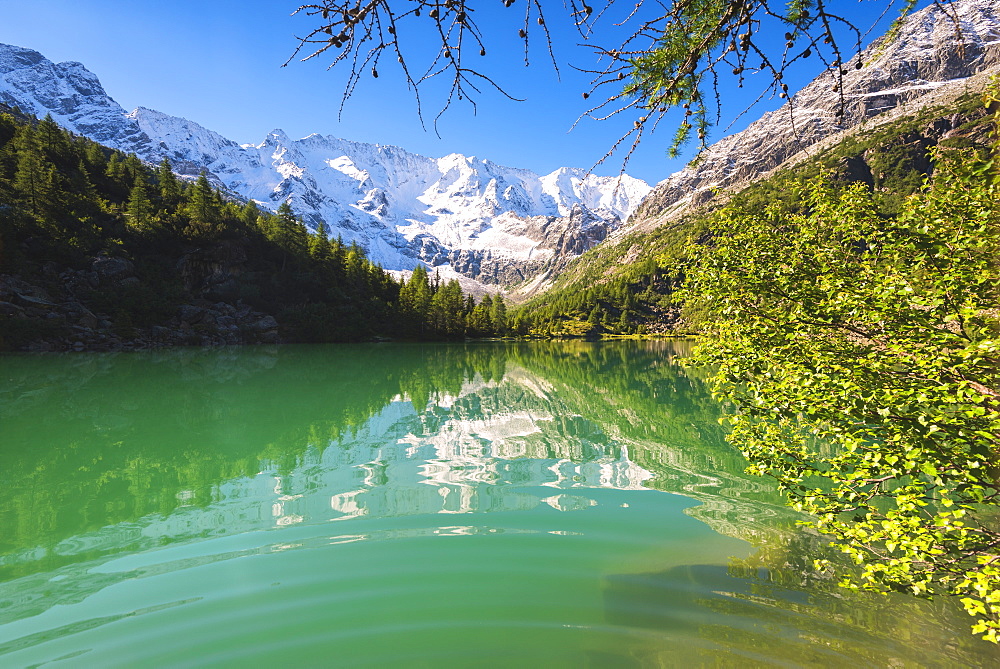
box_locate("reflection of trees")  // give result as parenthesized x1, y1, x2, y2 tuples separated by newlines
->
(507, 340, 799, 543)
(2, 341, 732, 572)
(0, 340, 761, 572)
(0, 344, 509, 575)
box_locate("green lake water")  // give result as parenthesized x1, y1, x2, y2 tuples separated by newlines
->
(0, 340, 996, 667)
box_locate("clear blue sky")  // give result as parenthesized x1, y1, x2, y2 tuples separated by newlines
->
(0, 0, 925, 184)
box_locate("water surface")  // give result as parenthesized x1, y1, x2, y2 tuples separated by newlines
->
(0, 341, 995, 667)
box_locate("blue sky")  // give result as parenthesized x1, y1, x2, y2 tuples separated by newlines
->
(0, 0, 925, 184)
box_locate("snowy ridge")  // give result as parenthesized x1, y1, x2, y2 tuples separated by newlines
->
(0, 42, 650, 284)
(631, 0, 1000, 226)
(0, 44, 153, 154)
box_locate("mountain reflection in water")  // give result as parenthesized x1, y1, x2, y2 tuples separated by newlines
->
(0, 341, 995, 667)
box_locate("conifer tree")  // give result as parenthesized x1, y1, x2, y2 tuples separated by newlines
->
(158, 157, 181, 206)
(587, 307, 601, 327)
(105, 153, 125, 183)
(469, 294, 493, 336)
(308, 220, 334, 264)
(430, 279, 465, 337)
(490, 295, 508, 335)
(13, 126, 56, 224)
(71, 158, 98, 204)
(238, 200, 261, 228)
(123, 154, 146, 186)
(185, 171, 219, 236)
(617, 311, 630, 334)
(329, 235, 346, 284)
(267, 200, 309, 270)
(400, 264, 432, 334)
(36, 114, 71, 166)
(0, 125, 14, 211)
(83, 141, 108, 187)
(0, 112, 17, 149)
(126, 175, 153, 230)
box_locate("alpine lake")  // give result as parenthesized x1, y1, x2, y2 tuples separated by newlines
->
(1, 340, 997, 668)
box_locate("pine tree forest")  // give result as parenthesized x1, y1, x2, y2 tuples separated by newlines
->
(0, 109, 509, 350)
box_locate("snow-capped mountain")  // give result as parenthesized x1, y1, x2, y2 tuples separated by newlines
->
(0, 42, 650, 286)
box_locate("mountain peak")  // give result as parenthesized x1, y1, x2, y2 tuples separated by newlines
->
(0, 43, 47, 71)
(0, 40, 651, 289)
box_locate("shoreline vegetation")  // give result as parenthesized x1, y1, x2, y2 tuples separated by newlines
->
(682, 88, 1000, 641)
(0, 333, 697, 355)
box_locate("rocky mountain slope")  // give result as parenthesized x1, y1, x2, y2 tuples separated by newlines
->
(629, 0, 1000, 230)
(0, 43, 650, 289)
(514, 0, 1000, 327)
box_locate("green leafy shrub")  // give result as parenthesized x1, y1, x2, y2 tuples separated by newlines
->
(684, 146, 1000, 641)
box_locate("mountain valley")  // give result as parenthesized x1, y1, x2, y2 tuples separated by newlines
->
(0, 0, 999, 348)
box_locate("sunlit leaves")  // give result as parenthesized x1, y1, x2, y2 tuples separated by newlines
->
(683, 143, 1000, 641)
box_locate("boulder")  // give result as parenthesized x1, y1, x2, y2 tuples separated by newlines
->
(178, 304, 207, 324)
(92, 256, 135, 282)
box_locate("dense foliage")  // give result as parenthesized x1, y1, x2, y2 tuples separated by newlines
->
(514, 257, 682, 338)
(514, 84, 1000, 645)
(0, 109, 508, 348)
(683, 134, 1000, 639)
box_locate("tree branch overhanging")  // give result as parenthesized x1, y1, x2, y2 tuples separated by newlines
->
(285, 0, 940, 171)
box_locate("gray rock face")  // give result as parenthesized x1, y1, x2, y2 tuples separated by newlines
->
(428, 203, 622, 286)
(631, 0, 1000, 224)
